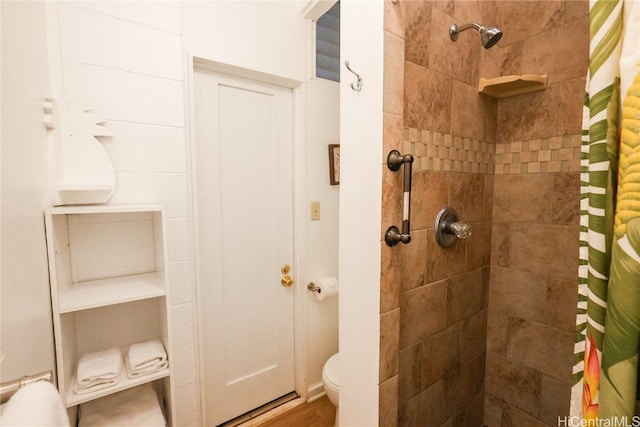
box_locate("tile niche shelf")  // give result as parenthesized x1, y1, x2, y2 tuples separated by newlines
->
(44, 204, 175, 426)
(478, 74, 548, 98)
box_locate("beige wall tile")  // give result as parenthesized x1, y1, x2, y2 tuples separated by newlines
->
(501, 403, 549, 427)
(496, 86, 559, 143)
(447, 268, 488, 324)
(405, 0, 431, 68)
(506, 223, 579, 279)
(500, 0, 564, 44)
(539, 374, 572, 424)
(506, 318, 574, 382)
(404, 61, 452, 132)
(565, 0, 589, 21)
(384, 0, 405, 39)
(466, 221, 492, 270)
(557, 78, 586, 135)
(442, 355, 485, 418)
(379, 375, 399, 427)
(399, 279, 448, 348)
(460, 309, 488, 364)
(422, 321, 463, 387)
(451, 80, 487, 140)
(545, 277, 579, 332)
(520, 15, 589, 84)
(399, 342, 422, 403)
(552, 172, 580, 225)
(398, 228, 427, 291)
(483, 393, 504, 427)
(493, 174, 554, 223)
(384, 32, 405, 116)
(410, 170, 449, 230)
(449, 172, 485, 223)
(380, 308, 400, 382)
(425, 227, 467, 283)
(383, 112, 404, 160)
(485, 352, 542, 416)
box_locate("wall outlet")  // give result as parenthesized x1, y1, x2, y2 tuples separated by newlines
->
(310, 201, 320, 221)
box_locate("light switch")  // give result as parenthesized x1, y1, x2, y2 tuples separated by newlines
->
(310, 201, 320, 221)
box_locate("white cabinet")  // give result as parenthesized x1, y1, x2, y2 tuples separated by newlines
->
(45, 205, 175, 426)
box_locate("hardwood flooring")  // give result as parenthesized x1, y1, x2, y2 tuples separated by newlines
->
(258, 396, 335, 427)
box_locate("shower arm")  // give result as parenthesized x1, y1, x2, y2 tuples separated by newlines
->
(385, 150, 414, 247)
(449, 22, 481, 41)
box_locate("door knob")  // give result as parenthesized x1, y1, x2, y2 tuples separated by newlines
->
(281, 275, 294, 288)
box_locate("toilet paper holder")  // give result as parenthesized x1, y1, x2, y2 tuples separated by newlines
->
(307, 282, 321, 294)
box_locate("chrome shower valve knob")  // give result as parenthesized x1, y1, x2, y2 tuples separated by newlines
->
(435, 207, 473, 248)
(445, 221, 473, 239)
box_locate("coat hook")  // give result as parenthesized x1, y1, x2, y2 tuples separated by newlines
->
(344, 60, 362, 91)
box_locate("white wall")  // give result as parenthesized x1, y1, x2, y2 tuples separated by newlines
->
(339, 0, 384, 425)
(0, 0, 55, 383)
(181, 1, 311, 81)
(305, 79, 340, 395)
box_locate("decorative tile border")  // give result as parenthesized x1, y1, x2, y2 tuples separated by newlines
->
(403, 128, 495, 174)
(403, 127, 582, 175)
(494, 135, 581, 174)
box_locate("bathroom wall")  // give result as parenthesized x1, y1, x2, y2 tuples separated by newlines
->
(381, 1, 498, 425)
(484, 1, 588, 425)
(0, 0, 56, 382)
(46, 3, 199, 426)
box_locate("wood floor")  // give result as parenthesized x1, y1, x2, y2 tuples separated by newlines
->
(259, 396, 335, 427)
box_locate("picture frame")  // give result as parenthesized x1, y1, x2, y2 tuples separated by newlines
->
(328, 144, 340, 185)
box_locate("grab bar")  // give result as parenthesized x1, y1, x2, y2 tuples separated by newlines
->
(0, 370, 53, 404)
(385, 150, 414, 246)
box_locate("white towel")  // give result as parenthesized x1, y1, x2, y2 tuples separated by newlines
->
(74, 347, 121, 394)
(125, 340, 168, 379)
(0, 381, 70, 427)
(78, 383, 166, 427)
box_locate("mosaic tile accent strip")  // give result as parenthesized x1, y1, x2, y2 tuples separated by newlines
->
(403, 128, 582, 175)
(403, 128, 495, 174)
(494, 135, 582, 174)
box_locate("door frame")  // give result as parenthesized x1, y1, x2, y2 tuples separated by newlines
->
(183, 54, 309, 423)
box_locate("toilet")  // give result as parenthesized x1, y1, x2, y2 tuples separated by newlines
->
(322, 353, 339, 426)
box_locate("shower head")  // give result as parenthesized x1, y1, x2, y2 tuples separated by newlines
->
(449, 22, 503, 49)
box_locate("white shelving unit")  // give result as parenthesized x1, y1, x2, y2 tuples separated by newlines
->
(45, 205, 175, 426)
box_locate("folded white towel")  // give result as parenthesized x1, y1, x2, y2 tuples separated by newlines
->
(0, 381, 70, 427)
(78, 383, 166, 427)
(125, 340, 168, 378)
(73, 378, 118, 395)
(76, 347, 122, 387)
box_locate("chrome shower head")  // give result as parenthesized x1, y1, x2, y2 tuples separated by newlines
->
(449, 22, 503, 49)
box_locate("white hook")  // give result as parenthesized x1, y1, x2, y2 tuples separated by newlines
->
(344, 60, 363, 91)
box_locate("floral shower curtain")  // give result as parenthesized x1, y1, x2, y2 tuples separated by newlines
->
(572, 0, 640, 422)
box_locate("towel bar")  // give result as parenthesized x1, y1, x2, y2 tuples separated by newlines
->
(0, 370, 53, 404)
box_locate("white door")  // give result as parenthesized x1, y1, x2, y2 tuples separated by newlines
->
(194, 69, 295, 426)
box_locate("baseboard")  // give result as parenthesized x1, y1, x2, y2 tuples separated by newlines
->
(306, 382, 327, 403)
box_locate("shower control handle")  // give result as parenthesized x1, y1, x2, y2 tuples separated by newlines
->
(435, 207, 472, 248)
(445, 221, 473, 239)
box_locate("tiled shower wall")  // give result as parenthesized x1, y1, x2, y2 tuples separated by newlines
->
(380, 0, 498, 425)
(485, 1, 588, 425)
(380, 0, 588, 426)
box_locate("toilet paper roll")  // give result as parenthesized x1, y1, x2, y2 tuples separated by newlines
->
(312, 277, 339, 301)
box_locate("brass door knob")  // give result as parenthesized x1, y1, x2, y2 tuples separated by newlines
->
(281, 275, 294, 288)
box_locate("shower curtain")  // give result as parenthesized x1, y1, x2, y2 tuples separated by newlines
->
(571, 0, 640, 422)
